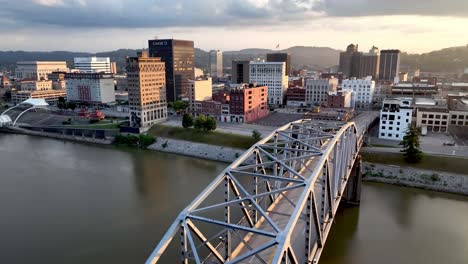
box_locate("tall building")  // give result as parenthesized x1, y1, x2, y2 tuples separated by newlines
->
(126, 51, 167, 128)
(379, 50, 401, 81)
(16, 61, 68, 80)
(148, 39, 195, 102)
(249, 62, 288, 106)
(379, 98, 413, 140)
(65, 73, 115, 104)
(232, 61, 250, 84)
(359, 46, 380, 79)
(208, 50, 223, 78)
(342, 77, 376, 109)
(189, 77, 213, 113)
(267, 53, 291, 75)
(339, 44, 361, 79)
(305, 78, 338, 106)
(74, 57, 112, 73)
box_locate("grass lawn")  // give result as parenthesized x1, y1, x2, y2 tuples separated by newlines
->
(148, 125, 258, 149)
(361, 151, 468, 175)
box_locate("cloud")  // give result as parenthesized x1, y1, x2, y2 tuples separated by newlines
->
(0, 0, 467, 30)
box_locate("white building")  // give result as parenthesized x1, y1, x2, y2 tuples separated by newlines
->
(209, 50, 223, 78)
(74, 57, 112, 73)
(194, 68, 204, 78)
(16, 61, 68, 80)
(305, 78, 338, 106)
(249, 62, 288, 106)
(379, 98, 413, 141)
(342, 76, 375, 109)
(20, 80, 53, 91)
(65, 73, 115, 104)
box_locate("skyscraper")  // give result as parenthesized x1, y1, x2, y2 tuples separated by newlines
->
(249, 62, 288, 106)
(148, 39, 195, 102)
(339, 44, 361, 79)
(379, 50, 401, 81)
(73, 57, 112, 73)
(266, 53, 291, 75)
(231, 61, 250, 84)
(126, 51, 167, 128)
(208, 50, 223, 78)
(359, 46, 380, 79)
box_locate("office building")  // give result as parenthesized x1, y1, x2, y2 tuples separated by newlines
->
(74, 57, 112, 73)
(16, 61, 68, 80)
(12, 89, 67, 105)
(414, 98, 449, 133)
(47, 71, 67, 90)
(379, 98, 413, 140)
(342, 77, 375, 109)
(267, 53, 291, 75)
(232, 61, 250, 84)
(249, 62, 288, 106)
(208, 50, 223, 78)
(148, 38, 195, 102)
(359, 46, 380, 79)
(339, 44, 361, 79)
(189, 77, 213, 112)
(379, 50, 401, 81)
(327, 90, 352, 108)
(228, 84, 268, 123)
(65, 73, 115, 104)
(286, 87, 306, 107)
(126, 51, 167, 128)
(20, 80, 53, 91)
(305, 78, 338, 106)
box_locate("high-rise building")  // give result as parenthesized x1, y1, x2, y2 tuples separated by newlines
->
(305, 78, 338, 106)
(16, 61, 68, 80)
(342, 77, 375, 109)
(359, 46, 380, 79)
(74, 57, 112, 73)
(266, 53, 291, 75)
(208, 50, 223, 78)
(379, 50, 401, 81)
(231, 61, 250, 84)
(249, 62, 288, 106)
(65, 72, 115, 104)
(148, 39, 195, 102)
(339, 44, 361, 79)
(126, 51, 167, 128)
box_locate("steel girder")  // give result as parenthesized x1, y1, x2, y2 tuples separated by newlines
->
(145, 119, 360, 264)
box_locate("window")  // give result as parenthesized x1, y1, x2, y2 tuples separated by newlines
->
(452, 121, 457, 125)
(452, 115, 457, 119)
(407, 113, 411, 117)
(388, 133, 392, 137)
(422, 114, 428, 118)
(422, 120, 427, 124)
(436, 115, 441, 119)
(381, 133, 385, 136)
(443, 115, 448, 120)
(429, 114, 434, 118)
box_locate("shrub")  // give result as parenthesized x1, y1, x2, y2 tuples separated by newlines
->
(138, 134, 156, 148)
(194, 115, 207, 130)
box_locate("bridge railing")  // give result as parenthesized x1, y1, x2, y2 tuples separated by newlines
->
(145, 119, 359, 264)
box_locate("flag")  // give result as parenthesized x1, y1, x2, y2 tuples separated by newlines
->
(276, 44, 280, 49)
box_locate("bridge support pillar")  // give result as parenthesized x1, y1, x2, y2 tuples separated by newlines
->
(343, 155, 362, 205)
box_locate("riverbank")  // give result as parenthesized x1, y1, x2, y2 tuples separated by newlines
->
(362, 162, 468, 196)
(147, 136, 245, 163)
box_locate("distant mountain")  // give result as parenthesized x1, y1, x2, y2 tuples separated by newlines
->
(1, 45, 467, 74)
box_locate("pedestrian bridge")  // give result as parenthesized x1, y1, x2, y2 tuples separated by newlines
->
(146, 112, 377, 264)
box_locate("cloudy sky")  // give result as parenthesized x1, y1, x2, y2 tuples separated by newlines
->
(1, 0, 468, 53)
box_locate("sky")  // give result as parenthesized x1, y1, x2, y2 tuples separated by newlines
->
(1, 0, 468, 54)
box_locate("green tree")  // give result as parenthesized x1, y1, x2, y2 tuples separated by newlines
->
(400, 124, 423, 163)
(182, 113, 194, 128)
(252, 130, 262, 141)
(204, 116, 217, 132)
(194, 115, 207, 130)
(68, 102, 77, 111)
(172, 100, 189, 112)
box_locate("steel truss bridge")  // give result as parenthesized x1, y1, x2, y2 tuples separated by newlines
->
(146, 118, 371, 264)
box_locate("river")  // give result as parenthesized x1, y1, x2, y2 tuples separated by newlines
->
(0, 134, 467, 264)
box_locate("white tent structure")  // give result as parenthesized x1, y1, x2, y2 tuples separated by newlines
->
(0, 98, 50, 126)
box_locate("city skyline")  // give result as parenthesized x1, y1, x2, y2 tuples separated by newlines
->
(0, 0, 468, 53)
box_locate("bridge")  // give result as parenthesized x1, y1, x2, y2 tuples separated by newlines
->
(145, 112, 378, 264)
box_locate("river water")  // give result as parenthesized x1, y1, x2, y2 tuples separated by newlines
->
(0, 134, 467, 264)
